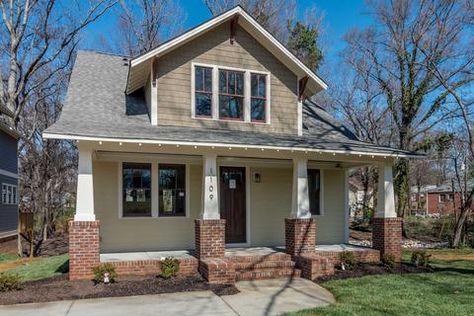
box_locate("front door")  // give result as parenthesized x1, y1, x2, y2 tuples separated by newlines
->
(219, 166, 246, 244)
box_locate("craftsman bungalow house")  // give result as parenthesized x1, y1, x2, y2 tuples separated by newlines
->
(44, 6, 419, 282)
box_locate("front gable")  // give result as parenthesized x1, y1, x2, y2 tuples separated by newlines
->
(154, 21, 298, 134)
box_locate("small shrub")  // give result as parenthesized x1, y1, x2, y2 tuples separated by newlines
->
(0, 273, 21, 292)
(338, 251, 357, 270)
(160, 257, 180, 279)
(381, 254, 396, 268)
(92, 263, 117, 284)
(411, 250, 431, 267)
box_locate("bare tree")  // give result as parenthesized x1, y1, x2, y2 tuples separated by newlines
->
(203, 0, 296, 41)
(343, 0, 470, 218)
(114, 0, 185, 56)
(0, 0, 116, 127)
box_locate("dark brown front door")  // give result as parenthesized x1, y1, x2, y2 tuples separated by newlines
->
(220, 166, 246, 243)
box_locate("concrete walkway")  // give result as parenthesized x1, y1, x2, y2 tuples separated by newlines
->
(0, 277, 334, 316)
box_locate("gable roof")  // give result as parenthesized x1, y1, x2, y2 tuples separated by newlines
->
(126, 5, 327, 95)
(43, 51, 422, 158)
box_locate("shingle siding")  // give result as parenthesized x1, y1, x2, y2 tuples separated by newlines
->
(0, 130, 18, 174)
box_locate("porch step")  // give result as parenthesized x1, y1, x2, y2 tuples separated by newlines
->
(227, 252, 292, 264)
(236, 268, 301, 281)
(233, 260, 296, 271)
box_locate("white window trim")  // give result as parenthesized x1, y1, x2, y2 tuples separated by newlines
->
(191, 62, 271, 124)
(1, 183, 18, 205)
(118, 162, 190, 219)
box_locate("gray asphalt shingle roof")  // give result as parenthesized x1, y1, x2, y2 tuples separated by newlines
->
(44, 51, 420, 156)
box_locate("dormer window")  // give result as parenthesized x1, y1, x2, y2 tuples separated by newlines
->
(250, 73, 267, 122)
(194, 66, 213, 117)
(191, 63, 270, 124)
(219, 69, 244, 120)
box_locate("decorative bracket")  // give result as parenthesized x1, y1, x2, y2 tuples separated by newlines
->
(298, 76, 309, 101)
(230, 16, 239, 44)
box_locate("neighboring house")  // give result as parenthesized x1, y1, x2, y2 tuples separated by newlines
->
(411, 183, 473, 216)
(0, 119, 19, 241)
(44, 6, 421, 282)
(348, 181, 374, 218)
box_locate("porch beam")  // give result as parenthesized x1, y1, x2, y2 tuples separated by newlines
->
(376, 162, 397, 218)
(74, 143, 95, 221)
(290, 158, 311, 218)
(201, 154, 220, 219)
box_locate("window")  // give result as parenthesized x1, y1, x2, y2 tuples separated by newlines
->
(1, 183, 18, 205)
(194, 66, 213, 117)
(251, 73, 267, 122)
(308, 169, 321, 215)
(159, 164, 186, 217)
(439, 194, 446, 203)
(122, 163, 152, 217)
(219, 69, 244, 120)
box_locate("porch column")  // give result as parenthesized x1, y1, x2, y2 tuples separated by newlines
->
(372, 162, 402, 262)
(195, 154, 225, 259)
(69, 142, 100, 280)
(286, 158, 316, 258)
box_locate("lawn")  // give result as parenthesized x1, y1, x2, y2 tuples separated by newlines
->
(0, 254, 69, 282)
(289, 249, 474, 316)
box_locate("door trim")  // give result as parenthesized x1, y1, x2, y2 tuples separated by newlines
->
(218, 164, 251, 247)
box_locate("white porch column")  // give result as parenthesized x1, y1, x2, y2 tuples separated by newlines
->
(201, 154, 219, 219)
(290, 158, 311, 218)
(74, 143, 95, 221)
(376, 162, 397, 218)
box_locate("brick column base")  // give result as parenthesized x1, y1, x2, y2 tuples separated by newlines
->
(372, 217, 402, 263)
(69, 221, 100, 280)
(285, 218, 316, 259)
(195, 219, 226, 259)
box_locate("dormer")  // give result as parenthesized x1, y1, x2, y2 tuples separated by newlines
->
(126, 6, 327, 136)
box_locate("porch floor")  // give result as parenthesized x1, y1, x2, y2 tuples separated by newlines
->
(100, 244, 374, 262)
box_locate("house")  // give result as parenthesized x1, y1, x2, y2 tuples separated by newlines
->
(411, 183, 473, 216)
(43, 6, 421, 282)
(348, 180, 374, 218)
(0, 119, 19, 242)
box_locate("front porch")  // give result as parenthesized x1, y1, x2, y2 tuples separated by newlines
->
(98, 244, 380, 282)
(68, 141, 402, 282)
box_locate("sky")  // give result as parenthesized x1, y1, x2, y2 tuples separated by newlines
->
(82, 0, 374, 68)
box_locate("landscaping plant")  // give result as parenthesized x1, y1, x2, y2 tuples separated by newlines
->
(381, 254, 396, 268)
(338, 251, 357, 270)
(411, 250, 431, 267)
(92, 263, 118, 284)
(0, 273, 21, 292)
(160, 257, 180, 279)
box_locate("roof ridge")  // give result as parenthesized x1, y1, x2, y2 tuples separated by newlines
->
(78, 49, 131, 59)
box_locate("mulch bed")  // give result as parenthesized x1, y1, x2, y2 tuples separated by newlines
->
(0, 273, 239, 305)
(316, 263, 434, 283)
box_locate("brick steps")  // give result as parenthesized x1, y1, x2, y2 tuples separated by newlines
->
(228, 252, 300, 281)
(236, 268, 301, 281)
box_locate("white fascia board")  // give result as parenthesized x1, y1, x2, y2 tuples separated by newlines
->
(42, 132, 422, 159)
(128, 6, 327, 93)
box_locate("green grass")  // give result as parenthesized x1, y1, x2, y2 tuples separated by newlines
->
(5, 255, 69, 282)
(0, 253, 18, 262)
(288, 249, 474, 316)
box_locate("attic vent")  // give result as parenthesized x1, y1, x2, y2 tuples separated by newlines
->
(122, 57, 129, 66)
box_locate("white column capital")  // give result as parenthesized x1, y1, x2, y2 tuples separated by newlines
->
(291, 158, 311, 218)
(376, 162, 397, 218)
(75, 144, 95, 221)
(201, 154, 220, 219)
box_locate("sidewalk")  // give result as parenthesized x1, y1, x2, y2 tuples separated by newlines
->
(0, 277, 334, 316)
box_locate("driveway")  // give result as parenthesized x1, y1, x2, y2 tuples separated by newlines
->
(0, 277, 334, 316)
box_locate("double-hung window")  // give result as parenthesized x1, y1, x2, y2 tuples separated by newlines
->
(192, 64, 269, 123)
(122, 163, 152, 217)
(219, 69, 244, 120)
(159, 164, 186, 217)
(1, 184, 17, 205)
(194, 66, 213, 117)
(251, 73, 267, 122)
